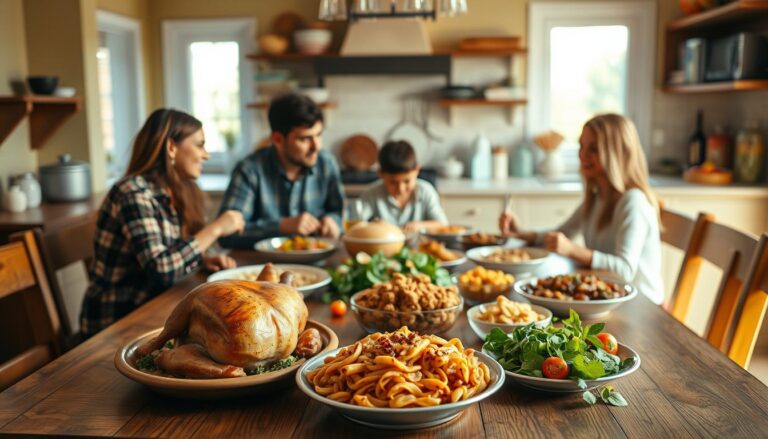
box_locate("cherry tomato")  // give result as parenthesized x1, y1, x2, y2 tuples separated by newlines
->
(330, 299, 347, 317)
(541, 356, 569, 379)
(596, 332, 619, 354)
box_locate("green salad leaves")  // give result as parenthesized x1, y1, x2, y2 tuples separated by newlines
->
(325, 247, 452, 302)
(483, 309, 635, 406)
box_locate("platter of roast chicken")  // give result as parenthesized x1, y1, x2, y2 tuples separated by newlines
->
(115, 221, 640, 429)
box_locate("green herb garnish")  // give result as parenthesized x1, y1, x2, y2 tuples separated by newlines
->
(136, 354, 157, 372)
(247, 356, 298, 375)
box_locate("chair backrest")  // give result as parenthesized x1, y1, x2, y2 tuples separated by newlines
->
(728, 234, 768, 368)
(11, 217, 96, 349)
(0, 230, 63, 391)
(664, 211, 714, 318)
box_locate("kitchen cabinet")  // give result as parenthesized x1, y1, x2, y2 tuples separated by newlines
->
(440, 194, 506, 232)
(663, 0, 768, 93)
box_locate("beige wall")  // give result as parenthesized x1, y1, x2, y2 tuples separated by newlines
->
(0, 0, 36, 189)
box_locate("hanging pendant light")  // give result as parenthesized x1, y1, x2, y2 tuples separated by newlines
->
(319, 0, 348, 21)
(320, 0, 466, 21)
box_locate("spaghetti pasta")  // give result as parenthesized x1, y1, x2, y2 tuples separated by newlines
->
(305, 327, 491, 408)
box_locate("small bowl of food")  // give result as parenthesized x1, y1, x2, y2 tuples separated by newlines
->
(467, 245, 550, 275)
(514, 273, 638, 318)
(255, 236, 336, 264)
(417, 239, 466, 271)
(467, 296, 552, 340)
(419, 224, 474, 247)
(350, 273, 463, 335)
(343, 221, 405, 257)
(459, 232, 511, 251)
(455, 266, 516, 305)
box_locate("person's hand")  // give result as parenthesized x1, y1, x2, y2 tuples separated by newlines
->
(203, 254, 237, 272)
(499, 211, 521, 236)
(403, 221, 422, 233)
(319, 216, 340, 238)
(543, 232, 576, 257)
(214, 210, 245, 237)
(281, 213, 321, 236)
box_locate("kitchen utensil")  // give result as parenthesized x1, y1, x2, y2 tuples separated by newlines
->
(418, 100, 443, 142)
(387, 100, 431, 164)
(3, 185, 27, 212)
(296, 348, 504, 430)
(440, 85, 476, 100)
(39, 154, 92, 202)
(115, 321, 338, 400)
(27, 76, 58, 95)
(340, 134, 378, 171)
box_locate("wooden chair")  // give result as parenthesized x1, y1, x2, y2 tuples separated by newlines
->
(662, 209, 714, 318)
(727, 234, 768, 368)
(0, 230, 63, 391)
(11, 216, 96, 351)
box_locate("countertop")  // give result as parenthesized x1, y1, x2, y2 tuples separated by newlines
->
(199, 174, 768, 198)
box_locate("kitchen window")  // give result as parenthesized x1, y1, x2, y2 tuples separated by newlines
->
(528, 1, 656, 172)
(162, 18, 255, 174)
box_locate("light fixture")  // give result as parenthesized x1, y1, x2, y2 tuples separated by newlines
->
(319, 0, 467, 22)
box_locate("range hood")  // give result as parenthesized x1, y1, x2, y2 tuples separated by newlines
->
(340, 18, 432, 56)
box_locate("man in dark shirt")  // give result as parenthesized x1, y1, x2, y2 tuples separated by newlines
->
(218, 93, 344, 249)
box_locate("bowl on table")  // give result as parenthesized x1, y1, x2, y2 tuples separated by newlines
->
(350, 291, 464, 335)
(419, 225, 474, 247)
(466, 245, 550, 275)
(254, 236, 336, 264)
(296, 347, 505, 429)
(458, 233, 511, 251)
(483, 343, 641, 392)
(454, 266, 517, 306)
(207, 263, 331, 298)
(343, 221, 405, 257)
(467, 300, 552, 341)
(513, 273, 638, 319)
(437, 250, 466, 271)
(114, 320, 338, 400)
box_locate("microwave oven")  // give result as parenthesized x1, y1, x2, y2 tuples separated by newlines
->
(704, 33, 768, 82)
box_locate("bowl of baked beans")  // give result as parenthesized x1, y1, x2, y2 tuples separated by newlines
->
(513, 273, 638, 318)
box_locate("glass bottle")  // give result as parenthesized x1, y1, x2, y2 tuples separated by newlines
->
(734, 121, 765, 184)
(687, 109, 706, 167)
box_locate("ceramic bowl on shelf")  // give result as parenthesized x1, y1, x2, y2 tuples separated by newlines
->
(27, 76, 58, 95)
(294, 29, 332, 55)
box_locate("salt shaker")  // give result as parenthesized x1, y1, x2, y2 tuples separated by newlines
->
(17, 172, 42, 208)
(3, 185, 27, 212)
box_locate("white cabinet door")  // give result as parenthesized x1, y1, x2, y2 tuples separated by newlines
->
(518, 195, 582, 230)
(441, 195, 505, 233)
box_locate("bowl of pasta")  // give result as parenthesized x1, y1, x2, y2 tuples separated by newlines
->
(206, 264, 331, 298)
(296, 327, 505, 430)
(466, 245, 550, 275)
(349, 273, 463, 335)
(513, 273, 638, 318)
(255, 236, 336, 264)
(467, 296, 552, 341)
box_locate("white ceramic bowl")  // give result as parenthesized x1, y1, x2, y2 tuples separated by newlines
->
(513, 275, 638, 319)
(467, 245, 550, 275)
(467, 301, 552, 341)
(296, 348, 505, 430)
(483, 343, 641, 393)
(254, 237, 336, 264)
(294, 29, 331, 55)
(206, 264, 331, 298)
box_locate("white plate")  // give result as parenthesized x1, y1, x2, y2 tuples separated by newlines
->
(467, 246, 550, 275)
(466, 301, 552, 341)
(296, 348, 504, 430)
(483, 343, 641, 393)
(513, 275, 638, 319)
(437, 249, 467, 271)
(254, 237, 336, 264)
(207, 264, 331, 298)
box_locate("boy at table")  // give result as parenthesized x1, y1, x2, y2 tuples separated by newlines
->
(359, 140, 448, 232)
(218, 93, 345, 249)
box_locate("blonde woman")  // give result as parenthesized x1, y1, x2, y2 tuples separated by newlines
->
(499, 114, 663, 304)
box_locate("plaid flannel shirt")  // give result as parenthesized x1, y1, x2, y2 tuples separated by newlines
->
(218, 146, 345, 249)
(80, 175, 202, 336)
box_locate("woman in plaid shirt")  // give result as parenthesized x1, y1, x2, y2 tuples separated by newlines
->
(80, 109, 244, 336)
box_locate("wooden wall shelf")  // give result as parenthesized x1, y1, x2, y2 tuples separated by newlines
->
(437, 98, 528, 107)
(667, 0, 768, 32)
(0, 96, 82, 149)
(663, 80, 768, 94)
(247, 101, 337, 110)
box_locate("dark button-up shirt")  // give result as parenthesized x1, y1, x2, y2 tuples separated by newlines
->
(218, 146, 345, 249)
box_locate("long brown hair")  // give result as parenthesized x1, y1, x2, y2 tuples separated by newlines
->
(582, 113, 658, 229)
(125, 109, 206, 236)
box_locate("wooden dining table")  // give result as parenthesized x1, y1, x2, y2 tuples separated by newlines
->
(1, 249, 767, 438)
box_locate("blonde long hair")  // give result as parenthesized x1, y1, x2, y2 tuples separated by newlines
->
(582, 113, 658, 228)
(125, 109, 206, 236)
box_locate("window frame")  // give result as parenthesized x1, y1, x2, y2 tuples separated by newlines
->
(528, 1, 656, 159)
(162, 18, 256, 174)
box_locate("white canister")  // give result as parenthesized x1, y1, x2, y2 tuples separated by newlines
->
(3, 185, 28, 212)
(539, 150, 565, 180)
(492, 147, 509, 181)
(16, 172, 42, 208)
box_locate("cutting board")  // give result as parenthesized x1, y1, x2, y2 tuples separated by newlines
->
(340, 134, 378, 171)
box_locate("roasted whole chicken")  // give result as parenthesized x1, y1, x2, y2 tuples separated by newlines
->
(136, 264, 322, 378)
